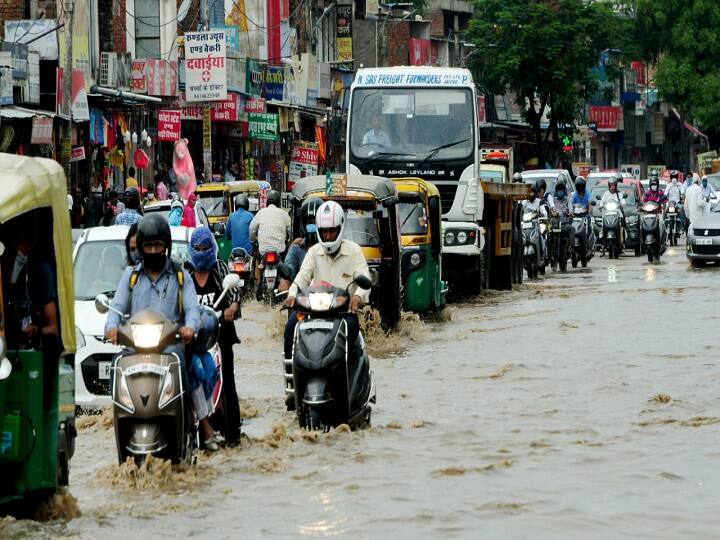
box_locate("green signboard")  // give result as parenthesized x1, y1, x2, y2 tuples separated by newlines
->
(248, 112, 278, 141)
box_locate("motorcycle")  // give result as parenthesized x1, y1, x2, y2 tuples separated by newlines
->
(640, 200, 665, 264)
(95, 274, 240, 465)
(522, 209, 545, 279)
(665, 201, 681, 246)
(228, 247, 253, 299)
(600, 199, 623, 259)
(571, 207, 596, 268)
(282, 271, 376, 431)
(256, 251, 281, 303)
(548, 214, 570, 272)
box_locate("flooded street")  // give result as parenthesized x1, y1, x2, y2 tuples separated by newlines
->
(4, 241, 720, 539)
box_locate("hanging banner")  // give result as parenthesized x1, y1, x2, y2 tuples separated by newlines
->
(26, 51, 40, 103)
(408, 38, 431, 66)
(3, 42, 28, 80)
(157, 110, 181, 141)
(588, 106, 623, 131)
(71, 69, 90, 121)
(181, 92, 242, 122)
(203, 106, 212, 180)
(146, 59, 178, 96)
(288, 141, 319, 189)
(130, 59, 147, 93)
(247, 113, 279, 141)
(264, 66, 284, 101)
(31, 117, 54, 145)
(185, 31, 227, 102)
(336, 5, 353, 69)
(211, 24, 240, 51)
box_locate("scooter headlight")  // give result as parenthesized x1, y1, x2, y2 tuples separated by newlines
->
(158, 369, 175, 410)
(115, 373, 135, 413)
(131, 323, 163, 348)
(308, 292, 334, 311)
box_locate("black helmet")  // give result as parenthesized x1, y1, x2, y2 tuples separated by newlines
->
(267, 189, 281, 207)
(136, 213, 172, 255)
(124, 188, 140, 210)
(235, 194, 249, 210)
(575, 176, 586, 192)
(650, 170, 659, 179)
(555, 180, 567, 197)
(513, 172, 523, 182)
(534, 178, 547, 193)
(670, 169, 678, 179)
(649, 176, 660, 189)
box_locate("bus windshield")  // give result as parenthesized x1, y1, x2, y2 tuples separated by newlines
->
(350, 88, 474, 162)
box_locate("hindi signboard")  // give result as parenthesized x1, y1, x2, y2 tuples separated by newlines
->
(247, 113, 279, 141)
(288, 141, 319, 190)
(157, 110, 181, 142)
(185, 31, 227, 102)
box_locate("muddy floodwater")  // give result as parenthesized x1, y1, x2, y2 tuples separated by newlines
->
(3, 241, 719, 538)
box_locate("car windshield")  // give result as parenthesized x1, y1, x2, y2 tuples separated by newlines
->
(399, 197, 428, 235)
(523, 174, 564, 194)
(344, 209, 380, 246)
(706, 175, 720, 190)
(591, 185, 637, 204)
(74, 240, 190, 300)
(350, 88, 474, 161)
(197, 195, 228, 217)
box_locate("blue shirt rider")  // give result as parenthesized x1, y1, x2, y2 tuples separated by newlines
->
(226, 194, 254, 255)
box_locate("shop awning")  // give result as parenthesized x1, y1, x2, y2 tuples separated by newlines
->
(671, 107, 708, 140)
(0, 106, 56, 119)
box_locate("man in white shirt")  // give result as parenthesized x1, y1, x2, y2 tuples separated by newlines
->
(684, 174, 706, 229)
(249, 189, 291, 256)
(362, 115, 391, 148)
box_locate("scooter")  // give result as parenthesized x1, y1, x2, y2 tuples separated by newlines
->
(600, 199, 623, 259)
(282, 271, 376, 431)
(228, 247, 253, 299)
(548, 214, 570, 272)
(256, 251, 281, 303)
(522, 209, 545, 279)
(95, 274, 240, 465)
(640, 200, 665, 264)
(571, 207, 596, 268)
(665, 201, 681, 246)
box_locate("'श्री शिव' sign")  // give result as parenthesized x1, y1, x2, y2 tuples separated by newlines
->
(184, 31, 227, 102)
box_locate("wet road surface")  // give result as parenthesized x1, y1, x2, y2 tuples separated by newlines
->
(3, 240, 720, 538)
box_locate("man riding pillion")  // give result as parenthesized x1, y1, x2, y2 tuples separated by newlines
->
(551, 180, 575, 245)
(104, 214, 201, 366)
(601, 173, 627, 250)
(284, 200, 371, 365)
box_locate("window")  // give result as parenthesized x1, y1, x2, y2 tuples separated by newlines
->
(135, 0, 161, 58)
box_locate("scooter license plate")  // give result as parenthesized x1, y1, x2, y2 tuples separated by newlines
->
(695, 238, 713, 245)
(98, 361, 111, 380)
(266, 269, 277, 278)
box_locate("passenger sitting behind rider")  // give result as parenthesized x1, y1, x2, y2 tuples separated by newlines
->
(284, 200, 371, 361)
(551, 180, 575, 247)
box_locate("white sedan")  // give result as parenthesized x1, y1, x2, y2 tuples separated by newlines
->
(72, 225, 193, 409)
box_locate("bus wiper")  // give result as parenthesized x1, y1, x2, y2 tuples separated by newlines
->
(417, 139, 469, 167)
(364, 151, 416, 165)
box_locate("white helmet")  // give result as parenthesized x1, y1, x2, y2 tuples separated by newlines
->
(316, 200, 345, 255)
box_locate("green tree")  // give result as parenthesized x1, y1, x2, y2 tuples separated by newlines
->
(636, 0, 720, 130)
(467, 0, 624, 166)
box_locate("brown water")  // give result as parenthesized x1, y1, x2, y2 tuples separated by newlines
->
(3, 240, 719, 538)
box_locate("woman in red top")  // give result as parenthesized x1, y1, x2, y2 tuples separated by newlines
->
(181, 192, 198, 227)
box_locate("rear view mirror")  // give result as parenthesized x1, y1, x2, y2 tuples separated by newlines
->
(354, 274, 373, 290)
(222, 273, 241, 290)
(590, 201, 597, 206)
(595, 195, 601, 200)
(95, 294, 110, 314)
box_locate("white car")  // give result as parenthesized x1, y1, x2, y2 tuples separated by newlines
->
(72, 225, 194, 409)
(144, 199, 211, 228)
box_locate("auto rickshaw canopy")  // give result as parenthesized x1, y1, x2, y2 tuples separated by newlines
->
(291, 175, 397, 203)
(0, 153, 75, 352)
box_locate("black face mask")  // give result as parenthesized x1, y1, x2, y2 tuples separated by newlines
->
(143, 252, 167, 272)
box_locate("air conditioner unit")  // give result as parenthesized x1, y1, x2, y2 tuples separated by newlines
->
(99, 52, 117, 88)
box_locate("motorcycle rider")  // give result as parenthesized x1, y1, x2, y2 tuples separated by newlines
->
(226, 194, 254, 255)
(522, 182, 548, 259)
(550, 180, 575, 256)
(249, 189, 291, 257)
(104, 214, 201, 372)
(643, 175, 668, 208)
(284, 200, 370, 368)
(601, 174, 627, 250)
(666, 170, 685, 228)
(185, 227, 242, 448)
(700, 175, 716, 209)
(285, 197, 323, 281)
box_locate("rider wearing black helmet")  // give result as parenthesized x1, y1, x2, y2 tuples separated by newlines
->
(285, 197, 324, 280)
(104, 213, 201, 351)
(115, 188, 143, 225)
(249, 188, 292, 256)
(266, 189, 281, 208)
(226, 193, 254, 254)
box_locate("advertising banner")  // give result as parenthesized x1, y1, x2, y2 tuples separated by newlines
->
(0, 53, 13, 105)
(31, 117, 53, 145)
(264, 66, 284, 101)
(181, 92, 242, 122)
(288, 141, 320, 189)
(245, 97, 266, 114)
(247, 113, 279, 141)
(130, 60, 147, 93)
(157, 110, 181, 141)
(146, 59, 178, 96)
(71, 69, 90, 121)
(336, 5, 353, 69)
(185, 31, 227, 102)
(246, 59, 264, 97)
(588, 105, 623, 131)
(26, 51, 39, 103)
(3, 42, 28, 80)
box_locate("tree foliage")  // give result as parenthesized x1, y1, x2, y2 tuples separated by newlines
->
(467, 0, 626, 164)
(636, 0, 720, 129)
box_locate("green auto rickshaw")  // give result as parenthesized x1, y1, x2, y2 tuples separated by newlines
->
(196, 183, 232, 260)
(0, 154, 77, 513)
(394, 178, 446, 313)
(290, 175, 402, 330)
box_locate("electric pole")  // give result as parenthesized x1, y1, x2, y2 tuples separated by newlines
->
(61, 0, 74, 190)
(200, 0, 212, 182)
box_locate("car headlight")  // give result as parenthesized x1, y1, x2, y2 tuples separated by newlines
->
(75, 326, 86, 348)
(457, 231, 468, 244)
(444, 231, 455, 245)
(158, 369, 175, 410)
(115, 373, 135, 413)
(131, 323, 164, 348)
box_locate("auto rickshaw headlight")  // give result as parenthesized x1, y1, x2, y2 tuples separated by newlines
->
(444, 231, 455, 245)
(457, 231, 468, 244)
(410, 252, 422, 267)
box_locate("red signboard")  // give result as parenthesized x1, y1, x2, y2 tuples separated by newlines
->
(408, 37, 431, 66)
(588, 106, 622, 131)
(630, 61, 645, 86)
(245, 97, 266, 114)
(70, 146, 86, 162)
(146, 59, 178, 96)
(130, 60, 147, 93)
(157, 109, 181, 141)
(181, 92, 241, 122)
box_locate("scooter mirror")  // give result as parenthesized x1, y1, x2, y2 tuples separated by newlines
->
(277, 263, 292, 281)
(222, 273, 241, 290)
(354, 274, 373, 290)
(590, 201, 597, 206)
(95, 294, 110, 314)
(0, 358, 12, 381)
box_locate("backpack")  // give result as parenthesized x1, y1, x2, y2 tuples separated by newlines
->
(128, 260, 185, 316)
